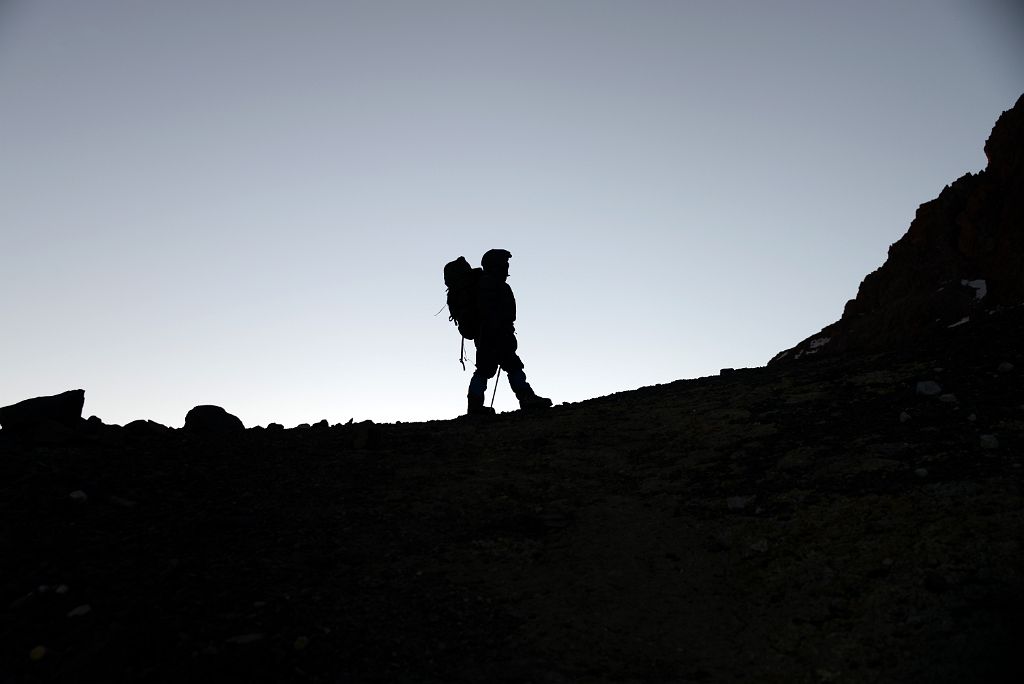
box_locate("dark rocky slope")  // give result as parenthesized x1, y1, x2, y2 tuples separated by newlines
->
(2, 303, 1022, 683)
(773, 93, 1024, 362)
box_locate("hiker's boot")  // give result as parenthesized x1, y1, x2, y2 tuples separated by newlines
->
(467, 393, 496, 417)
(516, 388, 552, 410)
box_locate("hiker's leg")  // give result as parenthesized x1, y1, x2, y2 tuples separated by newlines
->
(501, 351, 552, 408)
(469, 345, 500, 398)
(500, 353, 530, 394)
(467, 348, 499, 416)
(468, 370, 492, 397)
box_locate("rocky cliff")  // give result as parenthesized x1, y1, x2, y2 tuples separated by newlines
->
(773, 93, 1024, 363)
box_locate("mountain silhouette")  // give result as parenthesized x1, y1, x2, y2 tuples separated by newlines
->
(2, 95, 1022, 682)
(773, 93, 1024, 363)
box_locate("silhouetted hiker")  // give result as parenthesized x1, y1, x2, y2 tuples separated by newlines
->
(467, 249, 552, 416)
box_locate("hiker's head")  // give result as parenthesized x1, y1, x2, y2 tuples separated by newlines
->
(481, 249, 512, 279)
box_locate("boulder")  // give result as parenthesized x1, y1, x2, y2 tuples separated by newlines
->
(0, 390, 85, 434)
(183, 405, 244, 434)
(124, 419, 172, 436)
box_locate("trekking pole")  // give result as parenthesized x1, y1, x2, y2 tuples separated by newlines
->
(490, 367, 502, 408)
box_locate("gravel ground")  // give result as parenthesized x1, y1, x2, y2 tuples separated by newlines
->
(2, 307, 1022, 683)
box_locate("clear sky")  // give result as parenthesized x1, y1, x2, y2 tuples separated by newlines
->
(2, 1, 1021, 427)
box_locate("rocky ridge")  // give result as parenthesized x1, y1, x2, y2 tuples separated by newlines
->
(773, 93, 1024, 363)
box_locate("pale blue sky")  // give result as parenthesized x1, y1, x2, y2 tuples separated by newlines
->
(1, 0, 1021, 427)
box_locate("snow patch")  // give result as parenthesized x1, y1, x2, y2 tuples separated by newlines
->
(961, 279, 987, 300)
(948, 317, 970, 328)
(802, 337, 831, 355)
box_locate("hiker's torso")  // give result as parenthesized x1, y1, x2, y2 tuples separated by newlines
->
(477, 271, 516, 341)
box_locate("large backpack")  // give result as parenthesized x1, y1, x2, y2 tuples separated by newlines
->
(444, 256, 482, 340)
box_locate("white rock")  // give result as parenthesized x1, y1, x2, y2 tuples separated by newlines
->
(967, 413, 977, 422)
(10, 592, 34, 609)
(69, 490, 88, 503)
(961, 279, 988, 300)
(67, 604, 91, 618)
(997, 362, 1015, 373)
(899, 412, 912, 423)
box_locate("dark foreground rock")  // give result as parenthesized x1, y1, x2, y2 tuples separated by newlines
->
(183, 405, 245, 434)
(0, 390, 85, 439)
(1, 305, 1021, 683)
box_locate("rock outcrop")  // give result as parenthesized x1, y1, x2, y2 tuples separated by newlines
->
(123, 419, 172, 436)
(773, 93, 1024, 363)
(0, 389, 86, 436)
(183, 404, 245, 434)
